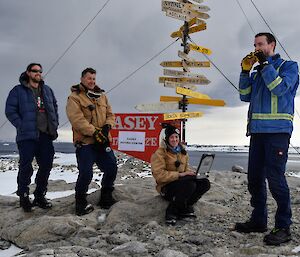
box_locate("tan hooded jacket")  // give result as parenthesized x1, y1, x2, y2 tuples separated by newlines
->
(66, 84, 115, 144)
(151, 141, 189, 193)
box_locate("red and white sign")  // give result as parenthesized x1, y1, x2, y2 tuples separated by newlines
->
(110, 113, 182, 163)
(110, 113, 162, 162)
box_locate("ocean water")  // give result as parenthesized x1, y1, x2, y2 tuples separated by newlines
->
(1, 142, 300, 174)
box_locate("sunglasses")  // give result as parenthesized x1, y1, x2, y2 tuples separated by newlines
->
(30, 69, 43, 73)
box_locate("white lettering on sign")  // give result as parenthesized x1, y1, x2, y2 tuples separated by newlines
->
(114, 116, 158, 130)
(118, 131, 145, 152)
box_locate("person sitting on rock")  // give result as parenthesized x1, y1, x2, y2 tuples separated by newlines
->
(151, 125, 210, 225)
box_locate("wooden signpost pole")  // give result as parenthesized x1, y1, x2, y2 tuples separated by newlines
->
(181, 0, 189, 143)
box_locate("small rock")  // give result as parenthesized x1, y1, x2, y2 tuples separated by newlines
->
(232, 165, 245, 173)
(156, 249, 188, 257)
(111, 241, 148, 254)
(0, 239, 11, 250)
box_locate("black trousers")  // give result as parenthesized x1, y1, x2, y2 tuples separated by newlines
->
(162, 177, 210, 207)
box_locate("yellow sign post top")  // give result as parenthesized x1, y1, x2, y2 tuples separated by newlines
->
(164, 111, 203, 121)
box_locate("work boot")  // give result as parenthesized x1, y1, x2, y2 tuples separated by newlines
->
(20, 193, 33, 212)
(263, 228, 291, 246)
(178, 205, 197, 219)
(33, 195, 52, 209)
(235, 220, 267, 233)
(98, 187, 117, 209)
(165, 202, 177, 225)
(75, 194, 94, 216)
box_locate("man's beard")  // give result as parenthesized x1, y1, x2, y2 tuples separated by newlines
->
(31, 76, 41, 83)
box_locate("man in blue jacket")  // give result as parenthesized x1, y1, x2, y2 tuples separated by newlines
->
(235, 33, 299, 245)
(5, 63, 59, 212)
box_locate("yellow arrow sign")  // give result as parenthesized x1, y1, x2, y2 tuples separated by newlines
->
(160, 61, 210, 68)
(171, 23, 206, 38)
(189, 43, 212, 55)
(176, 87, 210, 99)
(160, 96, 226, 106)
(164, 111, 203, 121)
(159, 77, 210, 85)
(179, 17, 205, 31)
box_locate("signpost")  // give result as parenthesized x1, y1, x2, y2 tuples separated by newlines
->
(134, 0, 226, 145)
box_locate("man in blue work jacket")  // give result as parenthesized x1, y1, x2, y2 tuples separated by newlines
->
(235, 32, 299, 246)
(5, 63, 59, 212)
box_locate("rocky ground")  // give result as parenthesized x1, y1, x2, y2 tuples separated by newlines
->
(0, 153, 300, 257)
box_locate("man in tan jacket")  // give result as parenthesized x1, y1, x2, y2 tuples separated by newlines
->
(66, 67, 118, 216)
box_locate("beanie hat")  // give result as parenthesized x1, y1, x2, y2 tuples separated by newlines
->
(165, 125, 180, 141)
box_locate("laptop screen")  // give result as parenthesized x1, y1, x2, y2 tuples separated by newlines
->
(196, 153, 215, 179)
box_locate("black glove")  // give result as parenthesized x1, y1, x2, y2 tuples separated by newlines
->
(254, 50, 268, 65)
(101, 124, 111, 138)
(93, 127, 108, 145)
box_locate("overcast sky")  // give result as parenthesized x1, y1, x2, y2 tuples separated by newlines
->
(1, 0, 300, 146)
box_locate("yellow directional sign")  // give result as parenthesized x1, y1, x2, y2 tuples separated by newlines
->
(159, 76, 210, 85)
(160, 96, 226, 107)
(176, 87, 210, 99)
(164, 111, 203, 121)
(189, 43, 212, 55)
(171, 23, 206, 38)
(160, 61, 210, 68)
(179, 17, 205, 31)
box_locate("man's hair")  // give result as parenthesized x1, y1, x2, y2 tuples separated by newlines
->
(255, 32, 276, 50)
(26, 63, 42, 72)
(81, 67, 96, 77)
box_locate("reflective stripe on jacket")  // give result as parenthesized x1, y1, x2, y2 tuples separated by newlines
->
(239, 54, 299, 134)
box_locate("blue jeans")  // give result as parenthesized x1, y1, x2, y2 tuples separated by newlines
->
(75, 144, 118, 196)
(17, 132, 54, 196)
(248, 133, 292, 229)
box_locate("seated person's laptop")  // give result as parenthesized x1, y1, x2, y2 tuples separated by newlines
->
(196, 153, 215, 179)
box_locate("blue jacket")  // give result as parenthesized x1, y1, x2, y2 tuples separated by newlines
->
(5, 73, 59, 142)
(239, 54, 299, 135)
